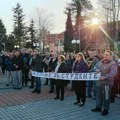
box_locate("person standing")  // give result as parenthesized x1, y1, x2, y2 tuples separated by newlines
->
(42, 53, 50, 85)
(32, 48, 43, 94)
(54, 55, 67, 101)
(5, 52, 14, 86)
(48, 52, 58, 93)
(73, 53, 88, 106)
(29, 50, 36, 88)
(12, 50, 23, 89)
(21, 48, 30, 87)
(91, 50, 117, 116)
(86, 50, 99, 99)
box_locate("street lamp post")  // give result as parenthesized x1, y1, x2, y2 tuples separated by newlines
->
(14, 45, 20, 49)
(71, 39, 80, 53)
(33, 42, 39, 48)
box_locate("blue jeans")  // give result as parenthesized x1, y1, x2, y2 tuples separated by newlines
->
(35, 77, 41, 91)
(96, 85, 111, 110)
(87, 81, 96, 97)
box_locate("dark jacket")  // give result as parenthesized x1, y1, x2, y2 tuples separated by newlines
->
(73, 60, 89, 92)
(12, 55, 24, 71)
(56, 62, 68, 86)
(66, 58, 74, 72)
(5, 57, 14, 71)
(34, 54, 43, 72)
(49, 58, 58, 72)
(21, 53, 30, 72)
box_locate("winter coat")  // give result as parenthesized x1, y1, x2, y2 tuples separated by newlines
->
(55, 62, 68, 86)
(72, 60, 89, 92)
(34, 54, 43, 72)
(12, 55, 24, 71)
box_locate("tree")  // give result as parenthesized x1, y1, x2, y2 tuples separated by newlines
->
(12, 3, 25, 47)
(67, 0, 93, 52)
(33, 8, 53, 51)
(0, 19, 7, 51)
(98, 0, 120, 53)
(6, 34, 15, 51)
(64, 8, 74, 52)
(26, 19, 37, 48)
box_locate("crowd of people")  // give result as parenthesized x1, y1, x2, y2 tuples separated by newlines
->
(0, 48, 120, 116)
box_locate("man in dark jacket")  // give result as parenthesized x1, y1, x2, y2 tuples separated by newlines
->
(12, 50, 24, 89)
(32, 48, 43, 94)
(21, 48, 30, 87)
(5, 52, 14, 86)
(48, 52, 58, 93)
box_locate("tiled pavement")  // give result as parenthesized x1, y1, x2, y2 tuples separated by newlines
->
(0, 73, 120, 120)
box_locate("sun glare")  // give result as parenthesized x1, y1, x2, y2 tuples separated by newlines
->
(92, 18, 99, 25)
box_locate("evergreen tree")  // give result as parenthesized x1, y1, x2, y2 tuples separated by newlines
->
(0, 19, 7, 51)
(6, 34, 15, 51)
(27, 19, 36, 48)
(12, 3, 25, 47)
(64, 9, 74, 52)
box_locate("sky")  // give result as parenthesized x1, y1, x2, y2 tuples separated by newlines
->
(0, 0, 98, 35)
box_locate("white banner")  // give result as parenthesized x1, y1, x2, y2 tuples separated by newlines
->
(32, 71, 101, 81)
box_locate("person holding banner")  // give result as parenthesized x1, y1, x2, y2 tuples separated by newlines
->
(32, 48, 43, 94)
(54, 55, 68, 101)
(73, 53, 88, 106)
(86, 50, 99, 99)
(48, 52, 58, 93)
(91, 50, 117, 116)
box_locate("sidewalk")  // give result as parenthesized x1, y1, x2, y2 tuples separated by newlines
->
(0, 74, 120, 120)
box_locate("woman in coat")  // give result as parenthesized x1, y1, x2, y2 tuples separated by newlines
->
(54, 55, 67, 101)
(73, 53, 88, 106)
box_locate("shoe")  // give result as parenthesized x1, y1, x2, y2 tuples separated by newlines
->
(91, 107, 102, 112)
(54, 97, 60, 99)
(60, 97, 64, 101)
(86, 96, 92, 98)
(101, 110, 108, 116)
(44, 83, 48, 85)
(17, 88, 22, 90)
(110, 99, 115, 103)
(29, 86, 34, 89)
(32, 89, 37, 93)
(79, 102, 85, 106)
(73, 101, 80, 105)
(49, 90, 54, 93)
(6, 84, 9, 86)
(37, 90, 41, 94)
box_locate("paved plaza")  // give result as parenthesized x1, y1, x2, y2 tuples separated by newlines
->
(0, 74, 120, 120)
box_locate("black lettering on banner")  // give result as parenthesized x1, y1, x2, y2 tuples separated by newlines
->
(89, 73, 93, 79)
(74, 73, 79, 80)
(54, 73, 57, 77)
(83, 73, 87, 79)
(70, 73, 74, 79)
(44, 73, 48, 78)
(61, 73, 65, 79)
(94, 73, 97, 79)
(32, 71, 35, 76)
(66, 73, 69, 79)
(79, 73, 82, 79)
(34, 72, 37, 77)
(48, 73, 51, 78)
(57, 73, 59, 79)
(41, 72, 44, 77)
(38, 72, 41, 77)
